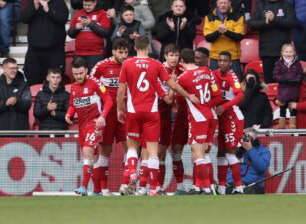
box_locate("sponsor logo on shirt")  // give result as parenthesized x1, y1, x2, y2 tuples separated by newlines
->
(73, 96, 91, 107)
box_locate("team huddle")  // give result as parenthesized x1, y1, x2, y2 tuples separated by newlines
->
(65, 36, 245, 196)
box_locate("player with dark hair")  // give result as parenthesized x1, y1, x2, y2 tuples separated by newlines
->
(195, 47, 210, 67)
(90, 38, 129, 196)
(65, 57, 113, 196)
(213, 51, 245, 194)
(117, 36, 198, 196)
(178, 48, 222, 194)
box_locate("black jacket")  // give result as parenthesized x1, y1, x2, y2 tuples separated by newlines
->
(0, 72, 32, 130)
(34, 83, 69, 130)
(239, 86, 273, 128)
(153, 10, 197, 57)
(248, 0, 296, 57)
(20, 0, 69, 49)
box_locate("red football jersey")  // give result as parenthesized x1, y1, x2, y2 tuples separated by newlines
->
(67, 77, 112, 127)
(178, 67, 221, 122)
(69, 9, 111, 56)
(213, 69, 242, 104)
(119, 57, 170, 113)
(90, 57, 122, 101)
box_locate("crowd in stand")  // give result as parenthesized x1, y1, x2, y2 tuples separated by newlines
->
(0, 0, 306, 131)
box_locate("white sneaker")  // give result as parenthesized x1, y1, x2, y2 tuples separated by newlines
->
(135, 187, 147, 196)
(101, 189, 112, 196)
(119, 184, 129, 196)
(217, 185, 226, 195)
(232, 185, 244, 194)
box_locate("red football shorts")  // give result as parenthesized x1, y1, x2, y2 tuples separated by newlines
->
(188, 118, 215, 145)
(102, 108, 126, 145)
(218, 107, 244, 151)
(79, 121, 103, 150)
(126, 112, 160, 142)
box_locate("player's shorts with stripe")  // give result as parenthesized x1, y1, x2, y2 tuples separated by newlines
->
(79, 121, 103, 151)
(188, 118, 215, 145)
(126, 112, 160, 142)
(218, 107, 244, 151)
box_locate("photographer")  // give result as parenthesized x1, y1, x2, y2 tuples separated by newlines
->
(227, 130, 271, 194)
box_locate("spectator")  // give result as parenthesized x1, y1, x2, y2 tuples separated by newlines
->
(0, 0, 15, 57)
(273, 43, 303, 129)
(71, 0, 123, 17)
(240, 69, 273, 128)
(68, 0, 112, 71)
(248, 0, 296, 84)
(204, 0, 245, 79)
(111, 5, 145, 55)
(34, 68, 69, 130)
(123, 0, 155, 36)
(21, 0, 69, 85)
(194, 47, 210, 67)
(210, 0, 252, 19)
(0, 58, 31, 130)
(227, 129, 271, 194)
(153, 0, 197, 59)
(288, 0, 306, 60)
(289, 77, 306, 128)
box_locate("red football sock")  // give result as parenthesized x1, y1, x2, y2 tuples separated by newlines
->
(173, 160, 184, 184)
(82, 165, 92, 189)
(139, 164, 149, 187)
(100, 167, 109, 189)
(159, 163, 165, 186)
(92, 167, 102, 193)
(230, 163, 242, 187)
(193, 163, 197, 186)
(127, 157, 138, 174)
(148, 168, 160, 190)
(195, 161, 210, 188)
(122, 165, 130, 185)
(218, 165, 228, 186)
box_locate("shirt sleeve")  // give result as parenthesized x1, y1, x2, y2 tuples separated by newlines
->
(94, 80, 113, 118)
(66, 89, 76, 118)
(119, 61, 128, 83)
(158, 63, 170, 82)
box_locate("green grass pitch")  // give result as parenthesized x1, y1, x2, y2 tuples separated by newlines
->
(1, 195, 306, 224)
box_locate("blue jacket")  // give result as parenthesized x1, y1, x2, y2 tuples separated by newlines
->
(289, 0, 306, 25)
(227, 145, 271, 188)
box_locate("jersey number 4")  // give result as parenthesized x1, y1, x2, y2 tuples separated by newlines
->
(137, 71, 150, 92)
(196, 83, 211, 104)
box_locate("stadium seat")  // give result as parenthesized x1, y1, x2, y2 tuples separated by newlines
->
(193, 35, 211, 50)
(196, 18, 204, 35)
(240, 38, 260, 64)
(29, 84, 43, 130)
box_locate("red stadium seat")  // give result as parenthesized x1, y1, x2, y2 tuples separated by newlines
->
(193, 35, 211, 50)
(65, 40, 75, 54)
(196, 18, 204, 35)
(240, 38, 260, 63)
(29, 84, 43, 130)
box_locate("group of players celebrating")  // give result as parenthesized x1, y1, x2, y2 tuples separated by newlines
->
(65, 36, 245, 196)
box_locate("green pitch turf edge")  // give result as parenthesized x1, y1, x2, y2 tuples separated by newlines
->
(0, 195, 305, 224)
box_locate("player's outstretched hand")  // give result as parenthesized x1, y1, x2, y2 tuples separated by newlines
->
(117, 110, 126, 124)
(65, 115, 73, 125)
(95, 116, 106, 129)
(188, 94, 200, 104)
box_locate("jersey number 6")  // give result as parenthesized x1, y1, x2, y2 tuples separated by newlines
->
(137, 71, 150, 92)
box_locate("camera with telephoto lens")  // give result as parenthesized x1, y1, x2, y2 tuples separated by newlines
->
(242, 133, 251, 142)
